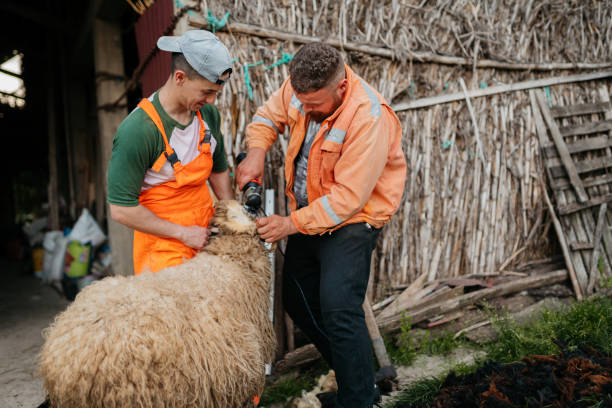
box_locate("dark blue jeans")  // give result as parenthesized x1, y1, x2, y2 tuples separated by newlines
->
(282, 223, 380, 408)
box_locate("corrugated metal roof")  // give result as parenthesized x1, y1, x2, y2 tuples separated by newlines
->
(134, 0, 173, 97)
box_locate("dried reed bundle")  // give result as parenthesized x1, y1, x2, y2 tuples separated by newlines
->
(186, 0, 611, 299)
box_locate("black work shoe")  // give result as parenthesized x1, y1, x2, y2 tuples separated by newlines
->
(316, 391, 339, 408)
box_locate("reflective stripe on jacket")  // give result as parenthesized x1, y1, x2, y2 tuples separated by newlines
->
(246, 64, 407, 234)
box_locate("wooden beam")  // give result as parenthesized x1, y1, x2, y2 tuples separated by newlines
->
(549, 156, 612, 178)
(378, 269, 569, 333)
(0, 67, 21, 79)
(550, 173, 612, 191)
(93, 19, 134, 276)
(559, 119, 612, 138)
(188, 16, 612, 72)
(46, 38, 59, 231)
(557, 193, 612, 215)
(0, 90, 24, 100)
(550, 102, 612, 118)
(587, 203, 608, 294)
(393, 71, 612, 111)
(570, 242, 594, 251)
(535, 90, 589, 203)
(543, 135, 612, 157)
(274, 343, 321, 372)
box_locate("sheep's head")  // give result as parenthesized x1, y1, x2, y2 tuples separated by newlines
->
(211, 200, 257, 235)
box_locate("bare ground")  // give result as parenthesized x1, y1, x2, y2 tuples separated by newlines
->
(0, 260, 69, 408)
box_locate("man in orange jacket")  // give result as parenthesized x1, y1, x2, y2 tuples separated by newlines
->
(107, 30, 234, 275)
(237, 43, 406, 407)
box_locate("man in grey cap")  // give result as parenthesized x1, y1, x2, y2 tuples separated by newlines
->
(107, 30, 235, 275)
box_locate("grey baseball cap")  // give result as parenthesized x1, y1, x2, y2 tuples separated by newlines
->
(157, 30, 232, 84)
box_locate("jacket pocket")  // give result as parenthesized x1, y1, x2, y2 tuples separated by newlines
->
(320, 140, 342, 188)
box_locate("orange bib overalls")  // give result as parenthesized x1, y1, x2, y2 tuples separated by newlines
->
(133, 98, 214, 274)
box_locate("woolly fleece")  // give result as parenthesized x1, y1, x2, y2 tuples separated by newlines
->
(38, 201, 275, 407)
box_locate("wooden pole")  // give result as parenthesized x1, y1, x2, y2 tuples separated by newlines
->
(93, 19, 133, 276)
(188, 16, 612, 72)
(58, 35, 76, 220)
(46, 37, 60, 231)
(393, 71, 612, 112)
(538, 182, 583, 300)
(587, 203, 608, 294)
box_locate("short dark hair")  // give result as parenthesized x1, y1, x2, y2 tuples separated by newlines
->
(289, 43, 344, 94)
(171, 53, 204, 80)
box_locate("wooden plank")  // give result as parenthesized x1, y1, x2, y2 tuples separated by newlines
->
(536, 90, 589, 203)
(46, 38, 60, 231)
(274, 344, 320, 372)
(559, 119, 612, 138)
(587, 203, 608, 294)
(543, 135, 612, 157)
(93, 19, 134, 276)
(549, 156, 612, 178)
(530, 90, 559, 188)
(558, 193, 612, 215)
(392, 71, 612, 111)
(550, 102, 612, 118)
(550, 173, 612, 191)
(570, 241, 594, 251)
(378, 272, 427, 319)
(378, 270, 569, 333)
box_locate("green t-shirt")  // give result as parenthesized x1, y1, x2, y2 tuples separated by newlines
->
(107, 92, 229, 207)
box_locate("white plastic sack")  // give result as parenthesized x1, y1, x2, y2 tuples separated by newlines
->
(42, 231, 68, 283)
(68, 209, 106, 247)
(23, 217, 48, 246)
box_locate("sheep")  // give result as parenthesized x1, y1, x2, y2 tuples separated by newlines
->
(38, 200, 276, 408)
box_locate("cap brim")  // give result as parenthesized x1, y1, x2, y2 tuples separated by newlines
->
(157, 36, 181, 52)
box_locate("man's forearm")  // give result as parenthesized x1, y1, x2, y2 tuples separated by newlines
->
(208, 169, 234, 200)
(109, 203, 183, 239)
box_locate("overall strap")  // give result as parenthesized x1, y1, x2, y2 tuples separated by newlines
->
(195, 110, 211, 153)
(138, 98, 180, 171)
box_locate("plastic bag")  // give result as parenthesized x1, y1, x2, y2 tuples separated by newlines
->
(42, 231, 68, 282)
(67, 209, 106, 247)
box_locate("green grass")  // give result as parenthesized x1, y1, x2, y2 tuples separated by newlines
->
(259, 359, 330, 407)
(485, 296, 612, 363)
(385, 314, 467, 366)
(384, 377, 442, 408)
(419, 330, 466, 356)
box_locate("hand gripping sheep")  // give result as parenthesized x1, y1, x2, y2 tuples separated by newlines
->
(38, 200, 276, 408)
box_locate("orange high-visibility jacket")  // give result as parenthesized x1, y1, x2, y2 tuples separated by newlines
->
(246, 64, 407, 235)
